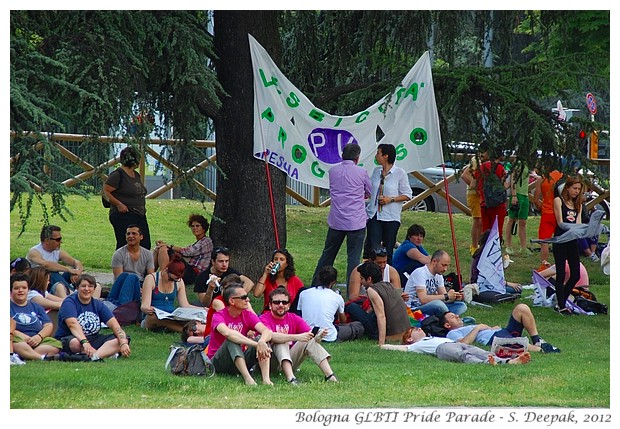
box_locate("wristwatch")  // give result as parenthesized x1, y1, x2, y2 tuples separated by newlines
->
(444, 293, 449, 302)
(390, 197, 395, 203)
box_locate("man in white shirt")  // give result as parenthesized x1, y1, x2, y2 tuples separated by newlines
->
(404, 249, 467, 316)
(297, 266, 364, 342)
(381, 326, 531, 365)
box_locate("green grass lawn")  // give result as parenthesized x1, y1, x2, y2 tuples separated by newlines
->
(9, 196, 610, 409)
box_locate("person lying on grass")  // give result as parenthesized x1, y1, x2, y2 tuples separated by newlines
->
(439, 303, 560, 353)
(381, 326, 531, 365)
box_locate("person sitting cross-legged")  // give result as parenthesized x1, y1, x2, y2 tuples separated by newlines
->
(404, 249, 467, 317)
(260, 287, 338, 384)
(208, 284, 274, 385)
(439, 303, 560, 354)
(55, 274, 131, 360)
(381, 326, 531, 366)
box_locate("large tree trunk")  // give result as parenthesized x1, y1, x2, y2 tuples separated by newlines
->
(212, 11, 286, 280)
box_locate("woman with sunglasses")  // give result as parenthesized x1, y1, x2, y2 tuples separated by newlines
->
(140, 254, 205, 332)
(254, 249, 304, 313)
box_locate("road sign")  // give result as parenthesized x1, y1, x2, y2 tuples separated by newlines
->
(585, 93, 597, 115)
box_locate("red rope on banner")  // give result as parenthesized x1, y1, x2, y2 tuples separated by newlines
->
(442, 163, 462, 288)
(263, 152, 280, 249)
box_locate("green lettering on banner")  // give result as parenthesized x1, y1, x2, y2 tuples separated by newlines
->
(286, 92, 300, 108)
(396, 144, 408, 160)
(261, 107, 275, 123)
(311, 161, 325, 178)
(404, 82, 421, 101)
(410, 128, 427, 145)
(334, 117, 343, 127)
(278, 127, 288, 149)
(292, 145, 307, 164)
(259, 69, 279, 88)
(309, 109, 325, 122)
(356, 111, 370, 123)
(394, 87, 406, 105)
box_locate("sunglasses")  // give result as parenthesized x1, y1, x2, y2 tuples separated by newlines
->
(271, 300, 289, 305)
(272, 248, 288, 255)
(49, 237, 63, 242)
(214, 247, 229, 253)
(232, 295, 249, 301)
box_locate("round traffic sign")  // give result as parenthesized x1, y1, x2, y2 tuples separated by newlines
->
(585, 92, 597, 115)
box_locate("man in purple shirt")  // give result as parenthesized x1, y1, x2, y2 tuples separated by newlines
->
(311, 143, 372, 291)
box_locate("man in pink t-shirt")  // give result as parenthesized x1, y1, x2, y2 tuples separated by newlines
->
(259, 287, 338, 384)
(208, 284, 273, 385)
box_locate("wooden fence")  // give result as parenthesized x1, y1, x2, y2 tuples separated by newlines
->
(10, 132, 610, 215)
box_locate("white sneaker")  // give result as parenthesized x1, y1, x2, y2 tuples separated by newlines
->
(10, 353, 26, 365)
(590, 254, 599, 262)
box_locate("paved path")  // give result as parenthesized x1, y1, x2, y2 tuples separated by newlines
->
(90, 272, 115, 286)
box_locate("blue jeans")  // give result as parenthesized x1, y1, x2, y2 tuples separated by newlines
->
(48, 272, 74, 295)
(311, 227, 365, 292)
(108, 272, 142, 305)
(414, 300, 468, 317)
(344, 302, 378, 340)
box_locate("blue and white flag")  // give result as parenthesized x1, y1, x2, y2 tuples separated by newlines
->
(249, 34, 443, 189)
(476, 216, 507, 294)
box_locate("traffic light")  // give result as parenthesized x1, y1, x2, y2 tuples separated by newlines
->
(589, 130, 599, 159)
(577, 129, 588, 155)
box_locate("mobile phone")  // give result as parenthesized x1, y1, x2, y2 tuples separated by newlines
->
(311, 326, 320, 336)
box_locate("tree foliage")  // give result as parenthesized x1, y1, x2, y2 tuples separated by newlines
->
(10, 10, 610, 255)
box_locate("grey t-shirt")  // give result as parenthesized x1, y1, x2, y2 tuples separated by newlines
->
(111, 245, 154, 282)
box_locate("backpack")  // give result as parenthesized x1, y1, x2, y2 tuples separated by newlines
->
(482, 162, 506, 208)
(443, 272, 462, 292)
(573, 296, 608, 315)
(473, 290, 519, 305)
(165, 344, 215, 377)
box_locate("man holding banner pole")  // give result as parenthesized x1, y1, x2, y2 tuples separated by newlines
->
(311, 143, 372, 293)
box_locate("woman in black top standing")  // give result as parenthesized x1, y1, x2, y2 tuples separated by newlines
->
(552, 175, 584, 315)
(103, 146, 151, 250)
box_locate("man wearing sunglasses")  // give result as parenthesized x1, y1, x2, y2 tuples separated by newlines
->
(27, 225, 85, 298)
(194, 247, 254, 307)
(260, 287, 338, 384)
(208, 284, 273, 385)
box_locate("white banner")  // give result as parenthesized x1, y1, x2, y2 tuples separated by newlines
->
(476, 216, 507, 294)
(250, 34, 443, 189)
